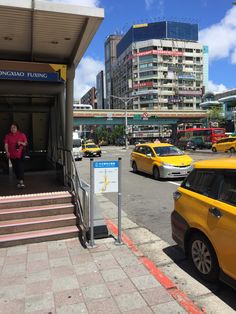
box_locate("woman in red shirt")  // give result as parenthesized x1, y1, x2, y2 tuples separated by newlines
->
(4, 122, 28, 189)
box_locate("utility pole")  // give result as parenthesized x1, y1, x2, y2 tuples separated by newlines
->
(110, 95, 138, 149)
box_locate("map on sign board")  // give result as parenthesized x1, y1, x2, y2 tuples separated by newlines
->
(94, 161, 118, 194)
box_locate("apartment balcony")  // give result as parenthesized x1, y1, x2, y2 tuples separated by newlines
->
(160, 90, 174, 96)
(184, 60, 194, 64)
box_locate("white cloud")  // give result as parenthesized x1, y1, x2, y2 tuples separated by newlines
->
(74, 56, 104, 100)
(199, 6, 236, 63)
(48, 0, 99, 7)
(208, 80, 228, 93)
(231, 48, 236, 64)
(144, 0, 154, 10)
(157, 0, 164, 16)
(144, 0, 164, 14)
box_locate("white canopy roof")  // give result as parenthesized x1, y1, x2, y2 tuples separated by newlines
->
(0, 0, 104, 66)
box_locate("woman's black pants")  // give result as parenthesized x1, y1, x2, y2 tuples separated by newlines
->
(10, 158, 24, 181)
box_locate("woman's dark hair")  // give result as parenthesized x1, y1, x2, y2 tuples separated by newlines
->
(11, 122, 20, 130)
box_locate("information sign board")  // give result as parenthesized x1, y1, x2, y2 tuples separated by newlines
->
(94, 161, 118, 193)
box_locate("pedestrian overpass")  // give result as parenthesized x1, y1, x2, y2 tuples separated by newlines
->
(74, 109, 207, 126)
(73, 109, 208, 140)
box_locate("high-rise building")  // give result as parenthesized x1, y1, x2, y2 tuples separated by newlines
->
(104, 34, 122, 108)
(109, 21, 207, 111)
(96, 70, 105, 109)
(80, 87, 97, 108)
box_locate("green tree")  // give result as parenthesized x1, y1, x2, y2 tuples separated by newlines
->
(94, 125, 125, 145)
(208, 106, 225, 127)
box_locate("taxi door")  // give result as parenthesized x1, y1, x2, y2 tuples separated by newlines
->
(142, 146, 155, 174)
(208, 171, 236, 280)
(133, 146, 146, 172)
(216, 139, 227, 152)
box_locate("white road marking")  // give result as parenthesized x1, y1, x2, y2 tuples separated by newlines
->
(167, 181, 181, 186)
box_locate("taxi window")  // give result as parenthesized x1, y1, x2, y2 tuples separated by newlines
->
(145, 147, 154, 156)
(182, 169, 219, 198)
(217, 139, 227, 144)
(218, 171, 236, 206)
(134, 146, 146, 154)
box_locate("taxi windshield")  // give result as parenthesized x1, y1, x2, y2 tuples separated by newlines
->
(86, 144, 97, 149)
(154, 146, 184, 156)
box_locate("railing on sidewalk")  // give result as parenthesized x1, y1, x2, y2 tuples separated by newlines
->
(58, 148, 90, 244)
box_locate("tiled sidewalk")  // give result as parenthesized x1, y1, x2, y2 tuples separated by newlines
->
(0, 237, 186, 314)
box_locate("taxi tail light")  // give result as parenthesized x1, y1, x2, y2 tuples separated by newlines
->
(173, 191, 182, 201)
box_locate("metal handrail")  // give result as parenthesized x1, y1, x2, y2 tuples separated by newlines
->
(58, 147, 90, 244)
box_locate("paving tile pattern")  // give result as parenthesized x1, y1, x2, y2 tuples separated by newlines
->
(0, 237, 186, 313)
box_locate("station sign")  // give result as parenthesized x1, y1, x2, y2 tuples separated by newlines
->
(0, 60, 66, 82)
(142, 112, 149, 120)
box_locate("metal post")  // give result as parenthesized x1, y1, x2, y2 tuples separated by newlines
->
(110, 95, 138, 150)
(125, 101, 128, 150)
(115, 157, 123, 245)
(89, 158, 95, 247)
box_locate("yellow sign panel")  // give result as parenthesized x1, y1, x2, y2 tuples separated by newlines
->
(133, 23, 148, 28)
(50, 64, 67, 81)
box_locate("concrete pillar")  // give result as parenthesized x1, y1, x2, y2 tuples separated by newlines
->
(66, 65, 75, 150)
(171, 124, 178, 142)
(65, 64, 75, 180)
(59, 90, 65, 146)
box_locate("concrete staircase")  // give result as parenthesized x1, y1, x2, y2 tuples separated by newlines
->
(0, 191, 79, 247)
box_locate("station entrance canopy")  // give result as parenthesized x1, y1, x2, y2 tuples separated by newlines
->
(0, 0, 104, 194)
(0, 0, 104, 65)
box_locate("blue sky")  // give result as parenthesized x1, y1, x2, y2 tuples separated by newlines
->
(50, 0, 236, 99)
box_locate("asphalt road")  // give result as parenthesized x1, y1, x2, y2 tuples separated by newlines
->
(76, 146, 236, 311)
(76, 146, 230, 245)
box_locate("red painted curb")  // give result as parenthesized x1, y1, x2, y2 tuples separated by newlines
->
(105, 218, 205, 314)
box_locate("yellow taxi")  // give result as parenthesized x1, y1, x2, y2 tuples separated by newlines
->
(130, 142, 193, 179)
(212, 137, 236, 153)
(82, 142, 101, 157)
(171, 158, 236, 288)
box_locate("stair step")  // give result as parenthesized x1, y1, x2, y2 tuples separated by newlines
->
(0, 214, 77, 235)
(0, 203, 74, 220)
(0, 191, 72, 209)
(0, 226, 79, 248)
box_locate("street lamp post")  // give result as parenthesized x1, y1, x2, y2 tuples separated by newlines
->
(110, 95, 138, 149)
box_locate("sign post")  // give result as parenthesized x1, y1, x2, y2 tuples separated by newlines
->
(117, 158, 122, 244)
(89, 158, 95, 247)
(90, 159, 123, 246)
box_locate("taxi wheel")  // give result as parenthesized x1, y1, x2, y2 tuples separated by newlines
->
(212, 147, 217, 153)
(188, 233, 219, 282)
(153, 166, 160, 180)
(229, 147, 235, 153)
(132, 161, 138, 173)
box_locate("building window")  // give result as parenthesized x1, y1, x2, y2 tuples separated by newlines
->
(185, 48, 193, 53)
(139, 46, 154, 52)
